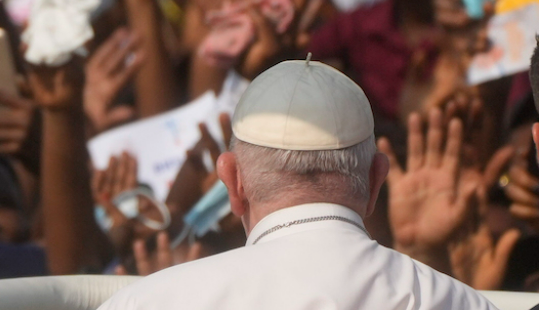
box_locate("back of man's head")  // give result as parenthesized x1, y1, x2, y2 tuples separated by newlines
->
(230, 58, 376, 205)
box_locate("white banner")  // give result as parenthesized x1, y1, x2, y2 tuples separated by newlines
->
(87, 71, 249, 201)
(467, 1, 539, 85)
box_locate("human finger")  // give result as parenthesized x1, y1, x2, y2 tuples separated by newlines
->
(91, 168, 107, 199)
(103, 106, 136, 131)
(110, 51, 145, 90)
(425, 108, 443, 168)
(456, 176, 479, 221)
(92, 28, 130, 69)
(248, 6, 278, 43)
(219, 113, 232, 148)
(510, 203, 539, 220)
(0, 129, 26, 142)
(406, 113, 424, 171)
(0, 112, 28, 128)
(296, 0, 323, 33)
(133, 239, 153, 276)
(444, 101, 458, 126)
(491, 229, 521, 275)
(467, 96, 483, 133)
(443, 118, 463, 175)
(114, 265, 129, 275)
(504, 182, 538, 206)
(156, 232, 173, 271)
(102, 33, 142, 76)
(0, 89, 30, 109)
(198, 123, 221, 166)
(114, 152, 130, 195)
(104, 156, 119, 195)
(483, 146, 514, 189)
(377, 137, 403, 181)
(185, 241, 204, 262)
(124, 153, 138, 191)
(508, 164, 538, 190)
(0, 142, 20, 154)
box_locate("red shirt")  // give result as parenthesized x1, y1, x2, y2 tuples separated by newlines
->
(308, 0, 437, 119)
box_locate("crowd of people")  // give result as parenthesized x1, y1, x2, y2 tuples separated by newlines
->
(0, 0, 539, 297)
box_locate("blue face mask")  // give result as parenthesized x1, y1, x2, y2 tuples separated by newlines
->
(170, 180, 231, 248)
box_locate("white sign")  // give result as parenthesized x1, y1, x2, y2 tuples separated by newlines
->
(87, 71, 250, 201)
(467, 1, 539, 85)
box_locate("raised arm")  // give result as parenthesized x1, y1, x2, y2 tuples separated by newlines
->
(377, 109, 474, 274)
(29, 63, 111, 274)
(125, 0, 179, 117)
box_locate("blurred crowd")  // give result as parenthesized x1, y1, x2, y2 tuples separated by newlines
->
(0, 0, 538, 293)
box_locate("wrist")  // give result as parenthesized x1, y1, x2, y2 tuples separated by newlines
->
(42, 102, 85, 119)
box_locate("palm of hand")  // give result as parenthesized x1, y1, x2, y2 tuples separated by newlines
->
(389, 167, 479, 249)
(449, 224, 520, 290)
(379, 110, 475, 251)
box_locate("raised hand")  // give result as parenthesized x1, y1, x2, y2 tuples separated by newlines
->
(238, 6, 282, 79)
(198, 3, 256, 69)
(166, 114, 232, 235)
(92, 152, 139, 254)
(448, 147, 521, 290)
(449, 223, 520, 290)
(115, 232, 205, 276)
(32, 57, 104, 274)
(504, 150, 539, 229)
(28, 61, 85, 110)
(84, 28, 143, 133)
(92, 153, 138, 214)
(449, 146, 520, 290)
(378, 109, 480, 272)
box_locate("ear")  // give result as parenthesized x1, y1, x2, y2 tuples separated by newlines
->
(533, 123, 539, 160)
(365, 152, 389, 218)
(217, 152, 246, 217)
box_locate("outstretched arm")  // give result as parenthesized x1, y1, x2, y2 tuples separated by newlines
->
(125, 0, 179, 117)
(378, 109, 476, 274)
(30, 63, 111, 274)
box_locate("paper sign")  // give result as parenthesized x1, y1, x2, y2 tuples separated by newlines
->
(87, 71, 250, 201)
(467, 1, 539, 85)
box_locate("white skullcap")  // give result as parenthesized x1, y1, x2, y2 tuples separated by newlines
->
(232, 56, 374, 150)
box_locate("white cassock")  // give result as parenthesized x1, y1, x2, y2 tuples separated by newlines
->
(98, 203, 499, 310)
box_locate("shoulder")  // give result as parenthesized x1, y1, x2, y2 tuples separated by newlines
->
(98, 247, 255, 310)
(410, 259, 499, 310)
(362, 244, 498, 310)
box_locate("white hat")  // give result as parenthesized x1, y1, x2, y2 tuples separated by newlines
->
(232, 56, 374, 150)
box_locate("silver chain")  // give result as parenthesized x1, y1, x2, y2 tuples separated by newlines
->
(252, 215, 370, 245)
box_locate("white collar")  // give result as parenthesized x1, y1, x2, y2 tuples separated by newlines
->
(245, 203, 368, 246)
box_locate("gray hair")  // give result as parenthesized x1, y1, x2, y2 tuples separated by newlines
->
(231, 135, 376, 203)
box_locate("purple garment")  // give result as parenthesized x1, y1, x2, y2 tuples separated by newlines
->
(308, 0, 438, 119)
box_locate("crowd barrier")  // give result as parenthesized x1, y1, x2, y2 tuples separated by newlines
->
(0, 275, 538, 310)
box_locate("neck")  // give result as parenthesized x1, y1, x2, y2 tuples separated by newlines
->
(242, 195, 367, 236)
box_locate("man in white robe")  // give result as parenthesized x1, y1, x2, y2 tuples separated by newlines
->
(98, 58, 498, 310)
